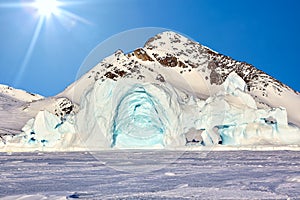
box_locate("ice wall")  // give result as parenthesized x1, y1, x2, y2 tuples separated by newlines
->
(3, 72, 299, 151)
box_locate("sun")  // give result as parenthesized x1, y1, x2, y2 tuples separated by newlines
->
(33, 0, 59, 17)
(0, 0, 92, 86)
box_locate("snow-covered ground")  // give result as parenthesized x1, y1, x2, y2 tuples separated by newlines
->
(0, 150, 299, 199)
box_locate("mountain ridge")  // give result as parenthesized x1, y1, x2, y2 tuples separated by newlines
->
(58, 31, 300, 127)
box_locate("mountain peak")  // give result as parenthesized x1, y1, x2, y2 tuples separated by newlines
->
(144, 31, 200, 51)
(64, 31, 300, 126)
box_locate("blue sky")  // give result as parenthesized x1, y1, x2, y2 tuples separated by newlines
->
(0, 0, 299, 96)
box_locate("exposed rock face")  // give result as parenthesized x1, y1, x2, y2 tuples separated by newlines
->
(58, 31, 299, 127)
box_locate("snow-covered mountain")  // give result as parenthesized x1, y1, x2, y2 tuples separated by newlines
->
(0, 85, 44, 140)
(1, 31, 300, 151)
(0, 85, 77, 146)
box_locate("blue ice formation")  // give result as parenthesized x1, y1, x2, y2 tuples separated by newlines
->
(112, 86, 165, 148)
(76, 79, 186, 149)
(16, 73, 300, 150)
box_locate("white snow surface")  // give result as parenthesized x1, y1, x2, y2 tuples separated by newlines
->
(0, 151, 299, 199)
(0, 84, 43, 103)
(1, 31, 300, 151)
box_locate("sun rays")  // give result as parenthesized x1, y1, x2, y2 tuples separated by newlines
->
(0, 0, 91, 86)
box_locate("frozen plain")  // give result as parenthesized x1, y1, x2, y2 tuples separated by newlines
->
(0, 150, 299, 199)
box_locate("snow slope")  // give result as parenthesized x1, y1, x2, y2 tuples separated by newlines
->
(0, 85, 43, 141)
(0, 84, 43, 103)
(1, 31, 300, 151)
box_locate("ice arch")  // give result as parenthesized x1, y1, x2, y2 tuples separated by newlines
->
(112, 87, 165, 148)
(75, 79, 186, 150)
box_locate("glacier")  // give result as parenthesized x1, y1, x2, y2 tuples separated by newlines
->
(3, 72, 298, 151)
